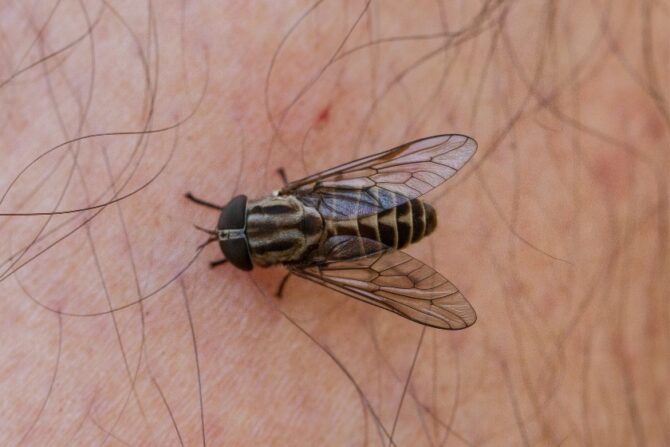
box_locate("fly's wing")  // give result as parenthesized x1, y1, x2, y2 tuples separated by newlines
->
(283, 134, 476, 220)
(288, 236, 476, 330)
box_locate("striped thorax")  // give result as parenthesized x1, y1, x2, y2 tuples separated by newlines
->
(245, 195, 323, 267)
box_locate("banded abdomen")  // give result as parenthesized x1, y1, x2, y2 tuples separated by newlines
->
(323, 199, 437, 249)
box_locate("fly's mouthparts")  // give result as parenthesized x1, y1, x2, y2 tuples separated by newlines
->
(217, 228, 245, 241)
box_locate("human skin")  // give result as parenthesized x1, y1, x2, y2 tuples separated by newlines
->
(1, 0, 669, 445)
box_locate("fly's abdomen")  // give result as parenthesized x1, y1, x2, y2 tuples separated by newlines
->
(325, 199, 437, 249)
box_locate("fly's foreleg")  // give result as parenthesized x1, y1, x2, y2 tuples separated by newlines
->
(210, 258, 228, 268)
(185, 192, 223, 210)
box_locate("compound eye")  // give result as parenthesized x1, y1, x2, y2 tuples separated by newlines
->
(218, 195, 247, 230)
(217, 195, 252, 271)
(219, 238, 253, 271)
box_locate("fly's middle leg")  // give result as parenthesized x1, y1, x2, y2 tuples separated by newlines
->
(275, 272, 292, 298)
(277, 168, 289, 188)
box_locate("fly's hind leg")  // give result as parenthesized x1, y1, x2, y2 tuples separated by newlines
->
(275, 272, 292, 298)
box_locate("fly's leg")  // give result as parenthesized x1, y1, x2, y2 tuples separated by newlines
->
(185, 192, 223, 210)
(275, 272, 292, 298)
(277, 168, 289, 188)
(210, 258, 228, 268)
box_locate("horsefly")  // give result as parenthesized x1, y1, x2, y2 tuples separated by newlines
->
(186, 135, 477, 329)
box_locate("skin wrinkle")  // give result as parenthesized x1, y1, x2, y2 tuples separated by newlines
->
(1, 0, 669, 445)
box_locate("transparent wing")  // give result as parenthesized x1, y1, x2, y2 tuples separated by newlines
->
(283, 134, 477, 220)
(288, 236, 476, 330)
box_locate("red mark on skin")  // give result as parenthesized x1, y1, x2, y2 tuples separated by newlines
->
(315, 105, 330, 127)
(592, 150, 633, 199)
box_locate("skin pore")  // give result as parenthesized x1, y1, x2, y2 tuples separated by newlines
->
(1, 0, 669, 445)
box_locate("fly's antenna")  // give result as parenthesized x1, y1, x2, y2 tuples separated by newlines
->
(194, 224, 216, 236)
(193, 224, 218, 250)
(197, 237, 217, 250)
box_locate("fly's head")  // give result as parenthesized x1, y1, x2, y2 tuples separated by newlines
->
(217, 194, 253, 271)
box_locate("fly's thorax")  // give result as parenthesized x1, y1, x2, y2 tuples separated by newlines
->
(323, 199, 437, 250)
(245, 195, 323, 266)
